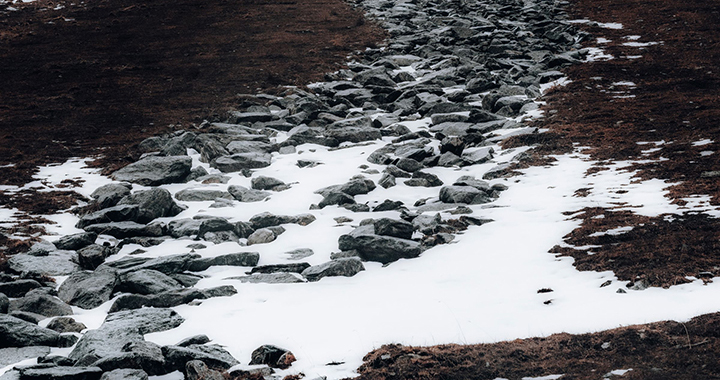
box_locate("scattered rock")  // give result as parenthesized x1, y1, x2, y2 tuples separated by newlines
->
(57, 267, 118, 310)
(47, 317, 87, 333)
(249, 345, 296, 369)
(112, 156, 192, 186)
(301, 258, 365, 282)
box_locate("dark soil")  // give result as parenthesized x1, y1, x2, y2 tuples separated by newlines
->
(354, 312, 720, 380)
(0, 0, 384, 186)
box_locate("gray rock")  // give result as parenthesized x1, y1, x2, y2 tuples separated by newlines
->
(52, 232, 97, 251)
(395, 158, 422, 172)
(176, 335, 210, 347)
(378, 173, 396, 188)
(162, 344, 239, 372)
(338, 229, 422, 264)
(76, 205, 139, 229)
(7, 252, 80, 277)
(112, 156, 192, 186)
(0, 314, 60, 348)
(454, 176, 491, 192)
(90, 183, 132, 209)
(117, 188, 184, 224)
(0, 280, 42, 298)
(91, 341, 165, 375)
(9, 293, 73, 318)
(340, 178, 377, 196)
(187, 252, 260, 272)
(69, 308, 184, 361)
(318, 191, 355, 209)
(197, 218, 234, 239)
(228, 111, 274, 123)
(249, 345, 296, 369)
(225, 140, 273, 155)
(109, 286, 237, 313)
(9, 311, 46, 324)
(210, 153, 272, 173)
(412, 213, 442, 234)
(167, 219, 202, 238)
(185, 360, 224, 380)
(84, 222, 163, 239)
(175, 189, 232, 202)
(372, 199, 405, 212)
(47, 317, 87, 333)
(439, 186, 493, 205)
(250, 176, 286, 191)
(301, 258, 365, 282)
(0, 346, 52, 366)
(229, 273, 305, 284)
(246, 228, 277, 245)
(99, 370, 147, 380)
(461, 147, 494, 165)
(0, 292, 8, 313)
(77, 244, 112, 270)
(57, 268, 117, 310)
(227, 185, 271, 202)
(250, 263, 311, 274)
(113, 253, 200, 275)
(373, 218, 414, 240)
(19, 366, 102, 380)
(117, 270, 183, 295)
(438, 152, 463, 167)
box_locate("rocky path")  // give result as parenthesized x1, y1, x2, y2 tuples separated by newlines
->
(2, 0, 720, 379)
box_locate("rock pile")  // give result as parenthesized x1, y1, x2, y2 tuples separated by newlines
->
(0, 0, 588, 378)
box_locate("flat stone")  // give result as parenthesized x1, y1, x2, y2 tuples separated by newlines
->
(19, 366, 102, 380)
(0, 346, 52, 367)
(301, 258, 365, 282)
(112, 156, 192, 186)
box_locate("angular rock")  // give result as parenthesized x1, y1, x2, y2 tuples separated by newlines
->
(340, 178, 377, 196)
(99, 369, 148, 380)
(175, 189, 233, 202)
(0, 280, 42, 298)
(461, 147, 494, 165)
(108, 286, 237, 313)
(113, 253, 199, 275)
(7, 252, 81, 277)
(117, 188, 184, 224)
(112, 156, 192, 186)
(162, 344, 239, 372)
(185, 361, 224, 380)
(250, 263, 311, 274)
(318, 191, 355, 209)
(373, 218, 414, 240)
(210, 153, 272, 173)
(187, 252, 260, 272)
(250, 176, 286, 191)
(77, 244, 113, 270)
(90, 183, 132, 209)
(197, 218, 234, 239)
(246, 228, 277, 245)
(19, 366, 102, 380)
(10, 293, 73, 318)
(412, 213, 442, 234)
(229, 273, 306, 284)
(372, 199, 405, 212)
(91, 341, 165, 375)
(117, 270, 183, 295)
(52, 232, 97, 251)
(0, 292, 8, 313)
(167, 219, 202, 238)
(84, 222, 163, 239)
(338, 229, 422, 264)
(57, 268, 118, 310)
(301, 258, 365, 282)
(227, 185, 271, 203)
(0, 314, 60, 348)
(76, 205, 139, 229)
(439, 186, 493, 205)
(176, 335, 211, 348)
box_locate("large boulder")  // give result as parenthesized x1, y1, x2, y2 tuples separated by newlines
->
(439, 185, 493, 205)
(112, 254, 200, 275)
(117, 188, 184, 224)
(111, 156, 192, 186)
(0, 314, 60, 348)
(58, 268, 118, 310)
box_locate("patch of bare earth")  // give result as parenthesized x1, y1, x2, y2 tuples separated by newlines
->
(354, 0, 720, 378)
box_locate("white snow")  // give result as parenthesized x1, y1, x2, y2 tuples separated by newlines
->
(597, 22, 623, 30)
(692, 139, 713, 147)
(622, 41, 661, 47)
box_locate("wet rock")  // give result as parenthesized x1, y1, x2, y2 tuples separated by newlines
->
(47, 317, 87, 333)
(0, 314, 60, 348)
(52, 232, 97, 251)
(112, 156, 192, 186)
(249, 345, 296, 369)
(0, 280, 42, 298)
(9, 292, 73, 318)
(301, 258, 365, 282)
